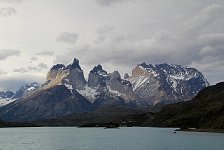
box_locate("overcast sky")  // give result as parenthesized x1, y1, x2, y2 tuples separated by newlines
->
(0, 0, 224, 91)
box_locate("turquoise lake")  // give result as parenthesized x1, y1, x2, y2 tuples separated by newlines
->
(0, 127, 223, 150)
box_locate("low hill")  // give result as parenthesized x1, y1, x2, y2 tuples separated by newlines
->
(143, 82, 224, 129)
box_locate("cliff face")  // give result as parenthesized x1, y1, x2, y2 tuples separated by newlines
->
(79, 65, 137, 104)
(45, 59, 86, 90)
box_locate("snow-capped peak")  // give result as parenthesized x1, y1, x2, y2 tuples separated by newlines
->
(127, 62, 209, 105)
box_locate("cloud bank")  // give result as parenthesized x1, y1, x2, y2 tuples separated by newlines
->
(0, 7, 16, 17)
(0, 49, 20, 60)
(56, 32, 79, 45)
(0, 0, 23, 4)
(54, 3, 224, 84)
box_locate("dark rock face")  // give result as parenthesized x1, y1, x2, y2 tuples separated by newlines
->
(124, 73, 129, 79)
(0, 85, 93, 121)
(88, 64, 108, 89)
(90, 64, 107, 74)
(93, 94, 135, 109)
(154, 63, 208, 100)
(64, 69, 87, 89)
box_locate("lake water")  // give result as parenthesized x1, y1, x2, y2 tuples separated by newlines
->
(0, 127, 223, 150)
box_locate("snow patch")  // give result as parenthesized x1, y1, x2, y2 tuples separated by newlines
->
(77, 86, 98, 103)
(108, 86, 123, 97)
(139, 66, 159, 77)
(97, 70, 107, 76)
(169, 74, 196, 80)
(0, 98, 16, 107)
(64, 83, 73, 94)
(170, 75, 185, 80)
(129, 76, 149, 91)
(170, 78, 178, 92)
(27, 87, 36, 91)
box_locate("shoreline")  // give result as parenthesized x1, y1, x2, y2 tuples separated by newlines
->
(175, 128, 224, 133)
(1, 125, 224, 133)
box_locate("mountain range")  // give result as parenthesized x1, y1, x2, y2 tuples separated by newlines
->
(36, 82, 223, 130)
(0, 58, 209, 121)
(0, 82, 40, 107)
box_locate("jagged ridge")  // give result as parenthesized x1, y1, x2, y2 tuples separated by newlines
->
(0, 58, 209, 121)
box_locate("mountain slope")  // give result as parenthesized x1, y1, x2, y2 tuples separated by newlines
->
(0, 90, 15, 107)
(34, 106, 144, 127)
(143, 82, 224, 129)
(38, 82, 223, 129)
(0, 85, 93, 121)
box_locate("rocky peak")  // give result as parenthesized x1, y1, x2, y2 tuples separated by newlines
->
(88, 65, 108, 88)
(108, 71, 121, 80)
(127, 62, 209, 105)
(124, 73, 129, 79)
(90, 64, 107, 75)
(45, 58, 87, 91)
(66, 58, 82, 71)
(132, 65, 153, 77)
(106, 71, 136, 101)
(50, 64, 66, 71)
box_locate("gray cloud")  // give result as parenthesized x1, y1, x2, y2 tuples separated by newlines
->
(27, 66, 37, 71)
(54, 3, 224, 84)
(0, 70, 7, 75)
(181, 4, 224, 37)
(0, 0, 23, 4)
(0, 7, 17, 17)
(14, 63, 48, 73)
(0, 0, 223, 88)
(94, 26, 114, 44)
(97, 26, 114, 34)
(36, 51, 54, 56)
(14, 67, 28, 73)
(30, 56, 38, 61)
(37, 62, 48, 69)
(0, 49, 20, 60)
(56, 32, 79, 44)
(95, 0, 136, 6)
